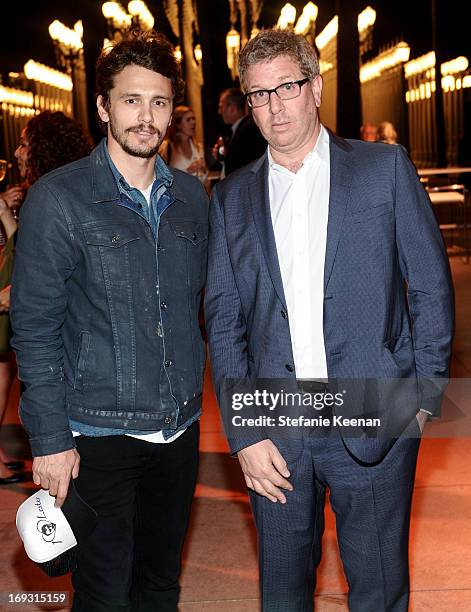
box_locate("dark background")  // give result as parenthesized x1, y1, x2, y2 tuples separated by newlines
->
(1, 1, 467, 75)
(0, 0, 468, 146)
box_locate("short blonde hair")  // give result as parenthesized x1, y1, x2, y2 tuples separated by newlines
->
(377, 121, 398, 144)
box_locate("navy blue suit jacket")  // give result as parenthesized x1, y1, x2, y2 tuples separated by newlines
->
(205, 131, 454, 463)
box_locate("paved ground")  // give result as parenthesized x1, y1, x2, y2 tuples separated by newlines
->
(1, 257, 470, 611)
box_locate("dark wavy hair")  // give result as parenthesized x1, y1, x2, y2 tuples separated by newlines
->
(25, 111, 92, 185)
(95, 29, 184, 119)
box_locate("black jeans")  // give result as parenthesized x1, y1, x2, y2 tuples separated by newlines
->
(71, 421, 199, 612)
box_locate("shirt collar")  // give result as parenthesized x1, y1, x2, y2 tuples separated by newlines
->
(267, 123, 329, 173)
(102, 138, 174, 193)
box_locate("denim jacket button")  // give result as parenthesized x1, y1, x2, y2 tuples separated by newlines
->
(164, 416, 172, 425)
(164, 360, 172, 367)
(111, 234, 120, 243)
(161, 301, 167, 309)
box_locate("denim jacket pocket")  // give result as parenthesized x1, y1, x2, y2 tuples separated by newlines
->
(74, 331, 91, 391)
(168, 221, 208, 290)
(85, 225, 141, 248)
(84, 225, 141, 285)
(169, 221, 208, 246)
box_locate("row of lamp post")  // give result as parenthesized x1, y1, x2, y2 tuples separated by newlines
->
(226, 2, 319, 82)
(48, 19, 88, 131)
(102, 1, 154, 42)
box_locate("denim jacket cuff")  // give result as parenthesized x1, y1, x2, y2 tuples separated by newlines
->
(29, 430, 76, 458)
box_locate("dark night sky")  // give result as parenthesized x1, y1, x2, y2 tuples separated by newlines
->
(0, 1, 468, 76)
(0, 0, 468, 144)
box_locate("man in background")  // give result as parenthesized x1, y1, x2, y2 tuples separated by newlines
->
(214, 87, 266, 175)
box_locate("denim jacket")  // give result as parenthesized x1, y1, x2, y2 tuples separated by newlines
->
(11, 140, 209, 457)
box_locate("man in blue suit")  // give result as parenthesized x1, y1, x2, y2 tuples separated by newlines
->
(204, 29, 454, 611)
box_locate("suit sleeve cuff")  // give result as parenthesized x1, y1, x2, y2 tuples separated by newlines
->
(227, 432, 269, 455)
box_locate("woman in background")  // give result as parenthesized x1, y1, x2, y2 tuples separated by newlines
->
(160, 105, 209, 187)
(0, 110, 92, 484)
(377, 121, 398, 145)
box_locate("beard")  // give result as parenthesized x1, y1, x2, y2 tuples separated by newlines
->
(109, 116, 164, 159)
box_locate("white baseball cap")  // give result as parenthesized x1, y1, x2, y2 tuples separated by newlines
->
(16, 481, 97, 577)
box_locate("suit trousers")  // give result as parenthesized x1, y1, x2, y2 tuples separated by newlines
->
(249, 424, 421, 612)
(71, 421, 199, 612)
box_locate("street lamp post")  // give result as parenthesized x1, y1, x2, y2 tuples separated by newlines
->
(102, 2, 132, 40)
(48, 19, 89, 131)
(101, 1, 155, 42)
(225, 0, 264, 81)
(277, 3, 297, 30)
(226, 0, 241, 82)
(294, 3, 318, 44)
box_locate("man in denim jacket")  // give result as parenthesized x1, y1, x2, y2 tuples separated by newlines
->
(11, 31, 208, 611)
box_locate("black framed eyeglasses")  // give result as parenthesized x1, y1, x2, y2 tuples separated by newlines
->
(245, 78, 310, 108)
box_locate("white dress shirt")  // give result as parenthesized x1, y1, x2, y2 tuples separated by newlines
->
(268, 123, 330, 379)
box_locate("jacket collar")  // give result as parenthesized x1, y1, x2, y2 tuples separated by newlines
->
(248, 128, 352, 176)
(248, 153, 287, 308)
(90, 138, 183, 204)
(323, 129, 354, 290)
(167, 168, 188, 204)
(90, 139, 121, 203)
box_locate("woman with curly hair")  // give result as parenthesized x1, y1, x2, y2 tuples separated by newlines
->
(0, 111, 92, 484)
(15, 110, 93, 185)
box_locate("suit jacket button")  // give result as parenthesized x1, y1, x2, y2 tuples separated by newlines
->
(285, 364, 294, 372)
(281, 310, 287, 319)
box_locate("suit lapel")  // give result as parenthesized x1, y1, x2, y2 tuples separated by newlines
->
(249, 155, 287, 309)
(324, 133, 354, 290)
